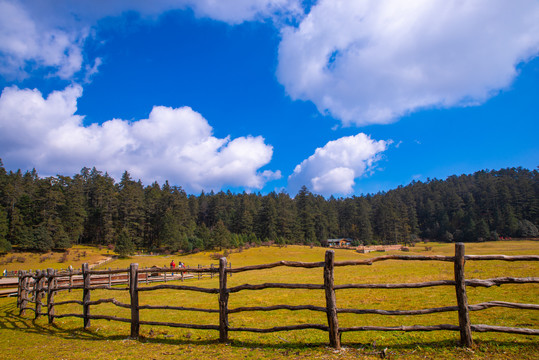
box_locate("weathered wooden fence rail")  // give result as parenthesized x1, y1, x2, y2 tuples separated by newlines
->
(17, 243, 539, 348)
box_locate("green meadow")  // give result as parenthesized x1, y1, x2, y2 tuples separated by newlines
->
(0, 241, 537, 359)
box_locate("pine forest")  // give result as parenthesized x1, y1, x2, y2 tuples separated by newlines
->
(0, 159, 537, 255)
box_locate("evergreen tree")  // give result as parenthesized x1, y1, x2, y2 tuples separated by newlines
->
(194, 223, 211, 250)
(32, 224, 53, 252)
(0, 205, 11, 252)
(212, 219, 231, 249)
(116, 229, 135, 258)
(518, 219, 539, 237)
(83, 168, 117, 245)
(296, 186, 316, 244)
(356, 198, 373, 244)
(117, 171, 145, 247)
(256, 194, 278, 241)
(275, 192, 296, 241)
(59, 174, 86, 245)
(52, 224, 72, 249)
(160, 211, 182, 252)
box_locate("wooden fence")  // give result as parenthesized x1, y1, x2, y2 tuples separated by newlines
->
(17, 243, 539, 349)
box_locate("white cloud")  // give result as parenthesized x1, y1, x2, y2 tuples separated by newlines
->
(0, 85, 279, 192)
(288, 133, 390, 196)
(277, 0, 539, 126)
(0, 0, 304, 79)
(0, 0, 85, 79)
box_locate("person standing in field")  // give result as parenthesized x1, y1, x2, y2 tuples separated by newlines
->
(170, 260, 175, 269)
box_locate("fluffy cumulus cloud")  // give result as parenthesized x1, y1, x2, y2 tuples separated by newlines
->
(0, 0, 303, 79)
(277, 0, 539, 125)
(0, 86, 280, 192)
(288, 134, 390, 196)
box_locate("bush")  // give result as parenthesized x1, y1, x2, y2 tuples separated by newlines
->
(59, 252, 69, 263)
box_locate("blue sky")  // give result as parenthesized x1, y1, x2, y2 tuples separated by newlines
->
(0, 0, 538, 196)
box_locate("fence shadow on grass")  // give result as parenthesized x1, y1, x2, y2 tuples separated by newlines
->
(0, 302, 124, 342)
(2, 300, 537, 358)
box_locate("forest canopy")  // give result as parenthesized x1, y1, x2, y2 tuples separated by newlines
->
(0, 159, 537, 253)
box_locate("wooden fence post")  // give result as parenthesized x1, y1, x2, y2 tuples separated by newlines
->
(69, 267, 73, 292)
(210, 263, 213, 279)
(219, 257, 229, 343)
(129, 263, 140, 338)
(17, 270, 23, 309)
(324, 250, 340, 349)
(47, 268, 55, 324)
(454, 243, 473, 347)
(82, 263, 91, 329)
(35, 270, 43, 319)
(19, 270, 28, 315)
(53, 269, 58, 299)
(108, 267, 112, 287)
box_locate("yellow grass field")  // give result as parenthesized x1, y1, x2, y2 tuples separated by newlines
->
(0, 241, 537, 359)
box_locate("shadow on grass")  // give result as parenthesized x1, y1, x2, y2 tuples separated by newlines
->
(1, 301, 537, 356)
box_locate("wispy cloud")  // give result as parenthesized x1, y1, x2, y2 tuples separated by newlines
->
(0, 0, 305, 80)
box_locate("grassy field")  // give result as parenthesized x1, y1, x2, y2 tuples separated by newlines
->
(0, 241, 537, 359)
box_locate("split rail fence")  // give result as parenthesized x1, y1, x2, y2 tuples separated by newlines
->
(17, 243, 539, 348)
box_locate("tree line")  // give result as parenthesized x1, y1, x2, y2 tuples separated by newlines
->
(0, 159, 537, 254)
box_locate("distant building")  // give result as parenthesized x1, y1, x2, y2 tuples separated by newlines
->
(327, 238, 352, 247)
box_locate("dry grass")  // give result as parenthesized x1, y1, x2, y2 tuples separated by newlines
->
(0, 241, 537, 359)
(0, 245, 112, 272)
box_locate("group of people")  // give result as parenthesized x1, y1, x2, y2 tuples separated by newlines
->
(169, 260, 185, 269)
